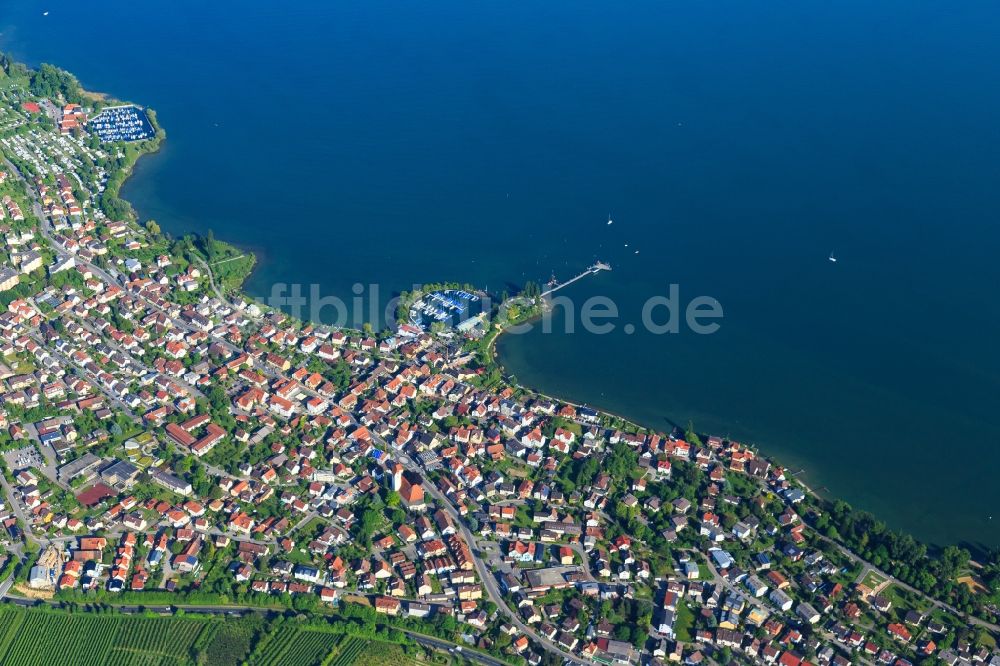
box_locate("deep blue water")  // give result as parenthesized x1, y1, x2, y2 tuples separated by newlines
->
(3, 0, 1000, 547)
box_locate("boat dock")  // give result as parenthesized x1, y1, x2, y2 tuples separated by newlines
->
(541, 261, 611, 298)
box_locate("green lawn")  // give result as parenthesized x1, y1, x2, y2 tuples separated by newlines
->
(881, 583, 930, 616)
(674, 603, 695, 642)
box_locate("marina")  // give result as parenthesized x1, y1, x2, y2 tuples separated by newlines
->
(88, 104, 155, 143)
(408, 288, 482, 329)
(10, 0, 998, 549)
(0, 4, 998, 663)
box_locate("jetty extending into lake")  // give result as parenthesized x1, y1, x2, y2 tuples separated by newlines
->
(541, 261, 611, 298)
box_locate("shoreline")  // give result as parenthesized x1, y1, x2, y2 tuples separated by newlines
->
(484, 299, 969, 554)
(120, 95, 837, 510)
(117, 127, 260, 298)
(491, 326, 825, 487)
(82, 65, 979, 559)
(0, 47, 996, 651)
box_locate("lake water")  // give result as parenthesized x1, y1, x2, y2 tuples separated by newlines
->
(3, 0, 1000, 548)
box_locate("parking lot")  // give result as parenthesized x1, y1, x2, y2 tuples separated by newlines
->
(5, 445, 44, 471)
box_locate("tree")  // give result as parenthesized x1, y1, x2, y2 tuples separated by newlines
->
(207, 385, 228, 415)
(941, 545, 970, 578)
(0, 52, 30, 79)
(355, 507, 381, 544)
(177, 455, 195, 474)
(328, 360, 352, 391)
(29, 63, 83, 102)
(684, 420, 703, 447)
(102, 196, 131, 220)
(606, 443, 639, 482)
(203, 230, 217, 260)
(438, 614, 457, 632)
(145, 219, 161, 236)
(572, 455, 600, 487)
(615, 501, 639, 523)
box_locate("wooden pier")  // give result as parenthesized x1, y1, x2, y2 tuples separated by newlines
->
(541, 261, 611, 298)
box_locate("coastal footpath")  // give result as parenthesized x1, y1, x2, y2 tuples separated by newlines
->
(0, 52, 997, 666)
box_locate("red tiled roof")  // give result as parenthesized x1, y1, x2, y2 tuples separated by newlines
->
(76, 483, 115, 507)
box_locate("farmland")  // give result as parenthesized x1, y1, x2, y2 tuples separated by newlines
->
(244, 623, 439, 666)
(0, 605, 437, 666)
(330, 637, 368, 666)
(194, 613, 266, 666)
(345, 640, 431, 666)
(0, 606, 212, 666)
(247, 625, 345, 666)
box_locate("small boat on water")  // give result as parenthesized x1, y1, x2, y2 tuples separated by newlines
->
(607, 214, 613, 225)
(829, 251, 837, 263)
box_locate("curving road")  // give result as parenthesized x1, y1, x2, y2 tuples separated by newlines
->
(405, 456, 589, 665)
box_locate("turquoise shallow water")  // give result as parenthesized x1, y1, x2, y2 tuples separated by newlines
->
(3, 0, 1000, 547)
